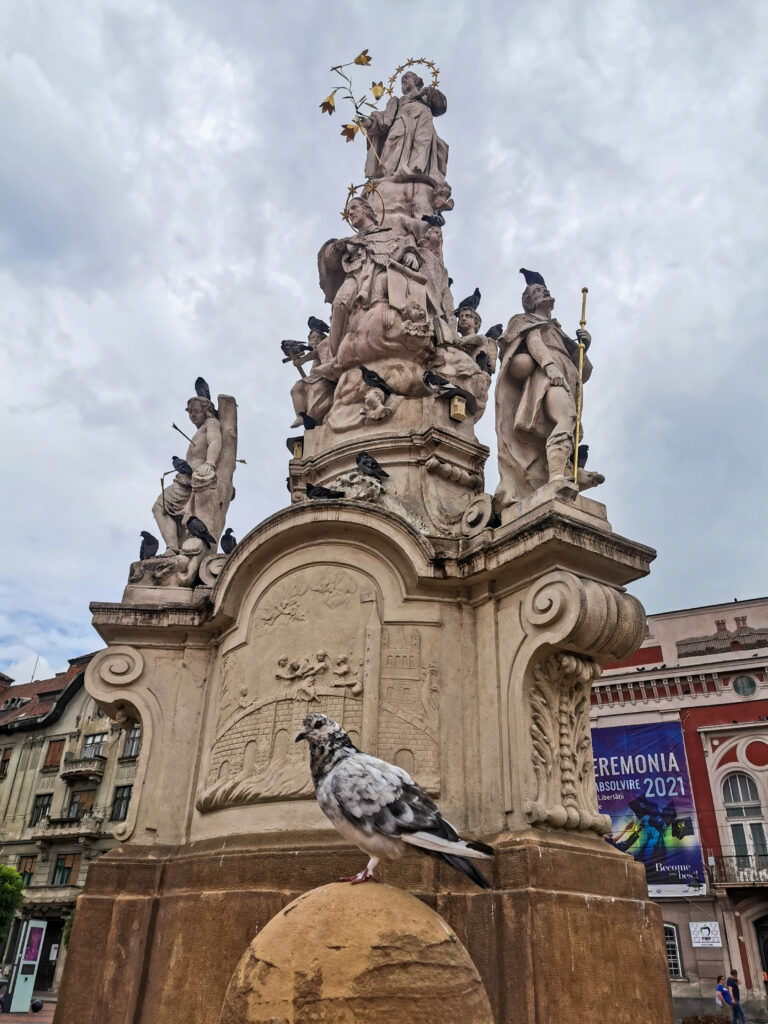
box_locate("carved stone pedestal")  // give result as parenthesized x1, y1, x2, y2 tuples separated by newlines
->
(56, 498, 674, 1024)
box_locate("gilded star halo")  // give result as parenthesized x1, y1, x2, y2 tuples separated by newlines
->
(385, 57, 440, 98)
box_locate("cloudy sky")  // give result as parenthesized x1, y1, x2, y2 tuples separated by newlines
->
(2, 0, 766, 682)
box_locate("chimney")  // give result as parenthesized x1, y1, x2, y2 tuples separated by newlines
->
(734, 616, 747, 630)
(0, 673, 13, 692)
(715, 619, 726, 632)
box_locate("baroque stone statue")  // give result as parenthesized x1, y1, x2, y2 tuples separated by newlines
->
(359, 71, 448, 182)
(494, 274, 602, 517)
(128, 381, 237, 592)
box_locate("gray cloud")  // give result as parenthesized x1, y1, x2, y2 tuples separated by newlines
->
(2, 0, 767, 677)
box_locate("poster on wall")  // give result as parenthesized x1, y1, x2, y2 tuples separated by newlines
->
(592, 721, 706, 896)
(690, 922, 722, 947)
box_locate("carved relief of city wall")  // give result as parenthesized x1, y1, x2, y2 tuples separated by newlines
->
(195, 543, 442, 820)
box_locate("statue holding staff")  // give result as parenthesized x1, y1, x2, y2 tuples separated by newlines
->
(494, 272, 599, 516)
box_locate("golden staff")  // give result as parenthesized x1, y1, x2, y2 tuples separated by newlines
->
(573, 287, 589, 484)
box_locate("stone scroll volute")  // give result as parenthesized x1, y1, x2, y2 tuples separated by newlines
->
(503, 570, 646, 835)
(85, 646, 152, 842)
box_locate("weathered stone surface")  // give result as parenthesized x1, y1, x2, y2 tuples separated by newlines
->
(218, 882, 493, 1024)
(56, 834, 674, 1024)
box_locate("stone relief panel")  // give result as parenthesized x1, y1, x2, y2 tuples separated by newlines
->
(198, 568, 369, 811)
(197, 569, 442, 812)
(378, 627, 439, 793)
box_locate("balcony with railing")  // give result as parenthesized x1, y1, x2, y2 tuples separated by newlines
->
(30, 811, 104, 843)
(60, 755, 106, 784)
(707, 852, 768, 885)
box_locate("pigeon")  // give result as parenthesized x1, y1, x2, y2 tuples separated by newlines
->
(421, 213, 445, 228)
(485, 323, 503, 341)
(476, 351, 493, 376)
(308, 316, 330, 335)
(194, 377, 211, 401)
(296, 714, 494, 887)
(30, 1001, 44, 1014)
(356, 451, 389, 480)
(455, 287, 480, 313)
(281, 339, 311, 361)
(139, 531, 159, 561)
(299, 411, 317, 430)
(360, 366, 392, 397)
(186, 516, 216, 548)
(221, 527, 237, 554)
(519, 268, 546, 287)
(172, 456, 193, 475)
(423, 370, 451, 392)
(577, 444, 589, 469)
(306, 483, 345, 500)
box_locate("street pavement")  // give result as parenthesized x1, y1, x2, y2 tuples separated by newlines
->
(0, 1005, 54, 1022)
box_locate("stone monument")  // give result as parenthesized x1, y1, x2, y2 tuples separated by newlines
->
(56, 54, 674, 1024)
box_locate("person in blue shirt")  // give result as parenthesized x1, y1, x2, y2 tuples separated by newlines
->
(716, 975, 733, 1011)
(728, 969, 747, 1023)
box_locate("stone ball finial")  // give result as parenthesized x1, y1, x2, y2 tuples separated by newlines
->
(218, 883, 493, 1024)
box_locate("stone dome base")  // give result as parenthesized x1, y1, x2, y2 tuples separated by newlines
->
(218, 882, 494, 1023)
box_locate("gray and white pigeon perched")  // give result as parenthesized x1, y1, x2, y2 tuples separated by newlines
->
(421, 212, 445, 228)
(577, 444, 589, 469)
(221, 527, 237, 554)
(485, 324, 503, 341)
(139, 531, 159, 561)
(296, 714, 494, 887)
(356, 451, 389, 480)
(298, 411, 317, 430)
(194, 376, 211, 401)
(422, 370, 451, 392)
(306, 483, 345, 500)
(172, 455, 193, 475)
(186, 515, 216, 548)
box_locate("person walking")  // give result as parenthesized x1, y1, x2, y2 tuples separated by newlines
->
(728, 969, 747, 1023)
(717, 975, 733, 1012)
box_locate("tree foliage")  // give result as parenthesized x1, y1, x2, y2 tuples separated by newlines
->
(0, 866, 24, 943)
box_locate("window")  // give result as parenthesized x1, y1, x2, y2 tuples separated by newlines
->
(732, 675, 758, 698)
(43, 739, 65, 769)
(67, 790, 95, 820)
(17, 855, 37, 887)
(82, 733, 107, 759)
(123, 726, 142, 759)
(51, 853, 80, 886)
(110, 786, 132, 822)
(664, 924, 684, 979)
(29, 793, 52, 826)
(0, 748, 12, 779)
(723, 772, 767, 868)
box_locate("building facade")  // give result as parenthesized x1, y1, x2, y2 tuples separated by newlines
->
(591, 597, 768, 1020)
(0, 654, 139, 994)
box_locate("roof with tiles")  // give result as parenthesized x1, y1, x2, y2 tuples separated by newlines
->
(0, 653, 97, 730)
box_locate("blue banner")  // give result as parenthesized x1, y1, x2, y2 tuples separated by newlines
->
(592, 721, 706, 896)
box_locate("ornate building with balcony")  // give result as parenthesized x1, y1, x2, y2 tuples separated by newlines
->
(0, 654, 141, 994)
(591, 596, 768, 1020)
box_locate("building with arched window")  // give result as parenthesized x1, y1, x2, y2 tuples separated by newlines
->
(0, 654, 142, 998)
(591, 597, 768, 1021)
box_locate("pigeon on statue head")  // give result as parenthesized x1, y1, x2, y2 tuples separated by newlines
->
(296, 714, 494, 888)
(519, 268, 546, 287)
